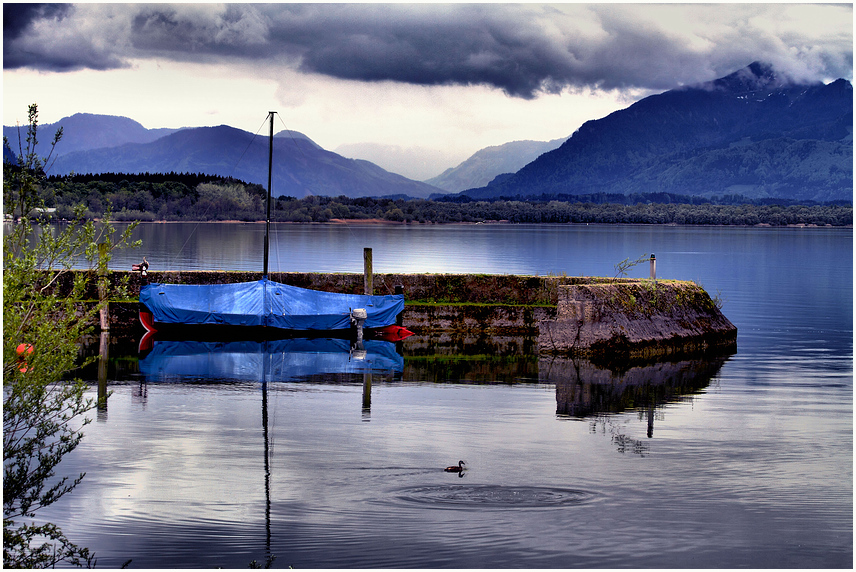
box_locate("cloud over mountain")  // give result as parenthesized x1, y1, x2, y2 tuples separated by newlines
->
(4, 3, 852, 98)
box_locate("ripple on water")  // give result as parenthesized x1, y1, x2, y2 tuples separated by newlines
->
(384, 484, 599, 511)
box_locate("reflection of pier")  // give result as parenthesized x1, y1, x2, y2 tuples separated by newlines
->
(542, 355, 731, 420)
(543, 354, 731, 455)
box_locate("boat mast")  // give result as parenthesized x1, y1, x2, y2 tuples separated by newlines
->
(263, 111, 274, 278)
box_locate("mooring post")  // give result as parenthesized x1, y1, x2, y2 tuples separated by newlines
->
(364, 247, 373, 295)
(395, 285, 404, 326)
(650, 253, 656, 281)
(97, 330, 109, 412)
(98, 242, 110, 332)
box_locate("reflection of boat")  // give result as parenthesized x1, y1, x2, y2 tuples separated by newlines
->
(138, 337, 403, 383)
(133, 111, 411, 341)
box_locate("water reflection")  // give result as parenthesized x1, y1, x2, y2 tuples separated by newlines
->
(542, 354, 731, 455)
(42, 223, 851, 568)
(131, 335, 408, 564)
(138, 337, 403, 383)
(543, 355, 730, 419)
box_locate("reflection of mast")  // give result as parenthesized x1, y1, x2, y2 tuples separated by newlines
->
(261, 342, 272, 558)
(262, 380, 271, 555)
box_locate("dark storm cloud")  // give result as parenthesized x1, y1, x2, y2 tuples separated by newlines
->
(4, 3, 853, 97)
(257, 3, 740, 96)
(3, 3, 129, 71)
(3, 3, 70, 39)
(128, 4, 274, 58)
(279, 4, 591, 98)
(3, 3, 77, 68)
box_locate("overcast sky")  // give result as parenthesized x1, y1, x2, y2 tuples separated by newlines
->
(3, 3, 853, 179)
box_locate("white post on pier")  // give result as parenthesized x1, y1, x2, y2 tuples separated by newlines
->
(650, 254, 657, 281)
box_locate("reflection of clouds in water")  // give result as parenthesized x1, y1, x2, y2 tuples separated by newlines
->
(106, 223, 844, 292)
(66, 387, 271, 527)
(29, 223, 852, 568)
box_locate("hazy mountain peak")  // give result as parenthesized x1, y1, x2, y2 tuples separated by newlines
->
(705, 61, 801, 93)
(334, 142, 462, 181)
(274, 129, 322, 150)
(426, 137, 567, 192)
(3, 112, 182, 158)
(60, 112, 146, 128)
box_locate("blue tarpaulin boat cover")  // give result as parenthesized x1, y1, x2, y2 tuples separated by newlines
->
(140, 278, 404, 331)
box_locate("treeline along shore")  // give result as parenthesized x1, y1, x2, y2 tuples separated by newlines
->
(33, 172, 853, 226)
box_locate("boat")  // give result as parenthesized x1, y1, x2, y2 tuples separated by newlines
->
(134, 111, 412, 342)
(137, 278, 407, 338)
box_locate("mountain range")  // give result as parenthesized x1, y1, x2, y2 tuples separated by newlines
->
(3, 116, 441, 200)
(460, 62, 852, 203)
(3, 113, 180, 158)
(425, 137, 567, 192)
(4, 62, 852, 203)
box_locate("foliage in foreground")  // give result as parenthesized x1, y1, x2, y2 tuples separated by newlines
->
(3, 104, 139, 568)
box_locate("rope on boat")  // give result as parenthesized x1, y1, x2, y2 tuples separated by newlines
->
(163, 115, 272, 272)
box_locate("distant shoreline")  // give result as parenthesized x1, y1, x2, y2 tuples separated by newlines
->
(63, 219, 849, 229)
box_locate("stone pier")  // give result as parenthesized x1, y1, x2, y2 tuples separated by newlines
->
(538, 280, 737, 359)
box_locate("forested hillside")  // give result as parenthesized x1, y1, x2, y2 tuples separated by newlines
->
(7, 171, 850, 227)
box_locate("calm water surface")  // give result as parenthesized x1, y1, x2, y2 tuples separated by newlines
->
(42, 224, 852, 568)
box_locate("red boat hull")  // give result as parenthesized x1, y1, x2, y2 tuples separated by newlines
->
(138, 311, 412, 342)
(371, 325, 414, 342)
(140, 310, 157, 333)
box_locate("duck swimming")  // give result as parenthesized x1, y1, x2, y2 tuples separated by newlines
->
(444, 460, 466, 472)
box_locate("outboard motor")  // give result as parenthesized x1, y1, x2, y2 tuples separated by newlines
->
(350, 308, 368, 348)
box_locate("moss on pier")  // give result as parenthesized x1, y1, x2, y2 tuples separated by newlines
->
(540, 279, 736, 359)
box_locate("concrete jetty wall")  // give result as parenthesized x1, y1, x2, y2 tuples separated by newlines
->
(70, 270, 578, 305)
(53, 271, 737, 358)
(539, 280, 737, 359)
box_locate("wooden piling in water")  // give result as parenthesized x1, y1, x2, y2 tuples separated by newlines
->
(395, 285, 404, 326)
(363, 247, 373, 295)
(97, 331, 109, 410)
(98, 242, 110, 332)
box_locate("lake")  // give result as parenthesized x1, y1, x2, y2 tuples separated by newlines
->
(39, 223, 852, 568)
